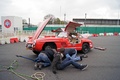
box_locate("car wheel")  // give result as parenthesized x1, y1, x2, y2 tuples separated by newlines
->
(43, 43, 57, 50)
(82, 43, 90, 54)
(33, 50, 40, 55)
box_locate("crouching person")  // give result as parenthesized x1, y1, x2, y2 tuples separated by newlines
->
(34, 46, 57, 70)
(51, 48, 88, 74)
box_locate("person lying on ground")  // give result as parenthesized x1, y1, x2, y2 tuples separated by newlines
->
(59, 47, 88, 61)
(51, 48, 88, 74)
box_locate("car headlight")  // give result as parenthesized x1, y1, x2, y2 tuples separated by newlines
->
(27, 44, 33, 48)
(89, 42, 93, 47)
(33, 40, 36, 46)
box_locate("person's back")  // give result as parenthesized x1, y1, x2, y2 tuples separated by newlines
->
(43, 48, 55, 61)
(34, 46, 56, 70)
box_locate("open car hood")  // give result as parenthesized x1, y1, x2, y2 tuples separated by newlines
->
(65, 21, 82, 32)
(32, 17, 51, 41)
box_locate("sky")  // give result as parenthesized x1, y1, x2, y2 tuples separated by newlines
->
(0, 0, 120, 25)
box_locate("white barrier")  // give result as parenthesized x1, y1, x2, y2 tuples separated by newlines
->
(0, 38, 10, 44)
(99, 33, 104, 36)
(19, 36, 29, 42)
(119, 33, 120, 35)
(81, 33, 92, 38)
(106, 33, 113, 36)
(0, 32, 120, 45)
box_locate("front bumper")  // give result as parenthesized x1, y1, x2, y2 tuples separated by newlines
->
(26, 43, 33, 50)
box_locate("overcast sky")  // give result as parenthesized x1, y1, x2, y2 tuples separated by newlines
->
(0, 0, 120, 25)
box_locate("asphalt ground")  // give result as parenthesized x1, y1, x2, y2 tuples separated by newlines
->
(0, 36, 120, 80)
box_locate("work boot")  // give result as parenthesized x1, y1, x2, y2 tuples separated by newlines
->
(34, 62, 38, 70)
(80, 64, 88, 70)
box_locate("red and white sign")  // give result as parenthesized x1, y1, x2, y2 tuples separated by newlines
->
(4, 19, 11, 28)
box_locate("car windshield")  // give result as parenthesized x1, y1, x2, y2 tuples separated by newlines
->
(57, 32, 67, 37)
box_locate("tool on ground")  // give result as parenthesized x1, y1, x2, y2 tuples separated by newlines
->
(16, 55, 35, 62)
(94, 47, 106, 51)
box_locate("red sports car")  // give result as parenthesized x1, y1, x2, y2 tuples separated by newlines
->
(26, 17, 93, 54)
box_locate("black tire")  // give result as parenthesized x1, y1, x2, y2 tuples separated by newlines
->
(33, 42, 56, 55)
(33, 50, 40, 55)
(82, 43, 90, 54)
(43, 42, 56, 50)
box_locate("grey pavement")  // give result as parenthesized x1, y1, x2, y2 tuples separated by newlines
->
(0, 36, 120, 80)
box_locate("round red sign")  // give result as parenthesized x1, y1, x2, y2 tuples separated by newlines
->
(4, 19, 11, 28)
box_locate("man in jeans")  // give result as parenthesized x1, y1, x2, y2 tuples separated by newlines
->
(61, 48, 88, 61)
(34, 46, 56, 70)
(51, 49, 88, 74)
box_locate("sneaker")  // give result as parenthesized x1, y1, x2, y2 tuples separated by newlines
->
(80, 64, 88, 70)
(37, 62, 43, 70)
(34, 62, 38, 70)
(82, 54, 88, 58)
(80, 54, 88, 61)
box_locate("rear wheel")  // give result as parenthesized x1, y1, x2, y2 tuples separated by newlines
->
(33, 42, 57, 55)
(43, 42, 57, 50)
(33, 50, 40, 55)
(82, 43, 90, 54)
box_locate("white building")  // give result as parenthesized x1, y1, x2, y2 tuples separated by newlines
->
(1, 16, 23, 33)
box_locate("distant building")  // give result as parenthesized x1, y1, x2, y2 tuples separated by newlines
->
(1, 16, 23, 33)
(73, 18, 120, 25)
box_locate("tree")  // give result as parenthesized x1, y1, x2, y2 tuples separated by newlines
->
(44, 14, 67, 24)
(54, 18, 61, 24)
(44, 14, 55, 24)
(44, 14, 55, 20)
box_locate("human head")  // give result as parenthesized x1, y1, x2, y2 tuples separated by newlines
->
(59, 47, 65, 53)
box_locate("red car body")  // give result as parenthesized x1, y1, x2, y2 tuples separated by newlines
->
(26, 17, 93, 54)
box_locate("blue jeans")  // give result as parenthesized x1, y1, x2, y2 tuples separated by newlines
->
(71, 49, 80, 61)
(34, 53, 51, 67)
(58, 57, 82, 70)
(66, 49, 80, 61)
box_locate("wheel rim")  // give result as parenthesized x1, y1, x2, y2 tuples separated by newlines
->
(82, 44, 90, 54)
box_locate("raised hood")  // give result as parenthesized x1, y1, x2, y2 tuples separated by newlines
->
(65, 21, 82, 32)
(32, 17, 51, 41)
